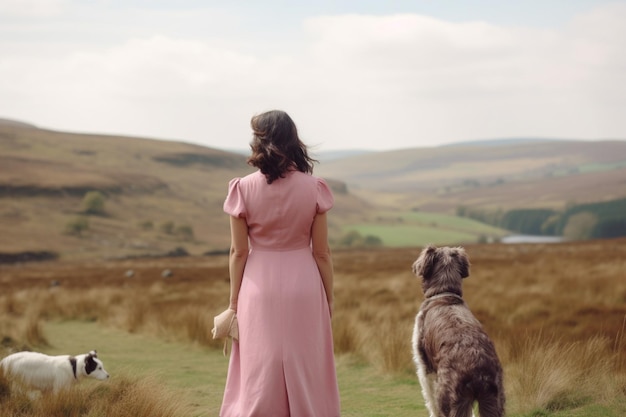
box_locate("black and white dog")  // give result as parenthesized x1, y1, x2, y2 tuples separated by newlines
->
(0, 349, 110, 395)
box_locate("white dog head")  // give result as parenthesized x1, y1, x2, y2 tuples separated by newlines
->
(78, 350, 110, 380)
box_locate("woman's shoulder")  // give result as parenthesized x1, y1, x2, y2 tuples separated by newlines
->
(234, 170, 264, 185)
(225, 171, 262, 194)
(290, 171, 331, 188)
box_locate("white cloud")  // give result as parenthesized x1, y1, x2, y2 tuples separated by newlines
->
(295, 8, 626, 146)
(0, 3, 625, 150)
(0, 0, 68, 17)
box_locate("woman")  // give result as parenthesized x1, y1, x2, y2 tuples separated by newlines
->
(220, 110, 341, 417)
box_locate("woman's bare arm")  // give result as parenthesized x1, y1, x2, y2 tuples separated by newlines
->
(311, 212, 334, 317)
(228, 215, 249, 311)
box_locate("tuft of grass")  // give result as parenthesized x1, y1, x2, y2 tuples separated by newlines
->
(0, 373, 193, 417)
(0, 301, 48, 351)
(93, 374, 194, 417)
(374, 318, 413, 375)
(22, 306, 49, 348)
(332, 311, 362, 355)
(505, 334, 623, 414)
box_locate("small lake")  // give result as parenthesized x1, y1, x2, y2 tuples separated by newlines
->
(500, 235, 565, 244)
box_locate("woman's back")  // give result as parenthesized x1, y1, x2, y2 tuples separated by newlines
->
(225, 170, 333, 251)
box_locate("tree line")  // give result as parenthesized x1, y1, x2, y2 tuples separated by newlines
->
(457, 197, 626, 240)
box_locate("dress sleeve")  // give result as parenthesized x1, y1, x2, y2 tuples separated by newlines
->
(223, 178, 246, 218)
(316, 178, 334, 214)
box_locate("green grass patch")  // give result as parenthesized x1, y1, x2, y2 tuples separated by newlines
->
(578, 161, 626, 174)
(551, 160, 626, 176)
(42, 321, 227, 416)
(395, 211, 505, 234)
(40, 320, 429, 416)
(335, 355, 424, 416)
(37, 321, 429, 416)
(346, 211, 507, 247)
(346, 224, 477, 246)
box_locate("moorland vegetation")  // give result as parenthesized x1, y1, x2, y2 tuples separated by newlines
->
(1, 240, 625, 416)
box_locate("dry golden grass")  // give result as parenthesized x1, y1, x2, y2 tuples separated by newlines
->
(0, 372, 193, 417)
(504, 333, 626, 412)
(0, 304, 48, 349)
(1, 239, 626, 415)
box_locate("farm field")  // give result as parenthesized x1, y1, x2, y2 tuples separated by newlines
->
(345, 210, 508, 246)
(1, 239, 626, 416)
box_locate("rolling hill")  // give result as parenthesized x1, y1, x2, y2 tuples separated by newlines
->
(2, 118, 625, 259)
(316, 139, 626, 212)
(0, 121, 368, 259)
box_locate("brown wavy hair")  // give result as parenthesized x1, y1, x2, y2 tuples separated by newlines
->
(247, 110, 318, 184)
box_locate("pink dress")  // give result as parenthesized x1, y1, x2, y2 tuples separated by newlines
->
(220, 170, 341, 417)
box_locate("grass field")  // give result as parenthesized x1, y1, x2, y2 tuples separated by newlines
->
(35, 314, 626, 417)
(2, 240, 626, 416)
(4, 319, 623, 417)
(345, 210, 508, 246)
(38, 321, 428, 417)
(41, 321, 227, 416)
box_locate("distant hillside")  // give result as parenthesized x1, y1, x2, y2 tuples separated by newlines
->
(314, 149, 374, 162)
(0, 117, 37, 128)
(316, 139, 626, 213)
(441, 137, 560, 147)
(0, 121, 367, 259)
(224, 147, 374, 162)
(3, 119, 625, 258)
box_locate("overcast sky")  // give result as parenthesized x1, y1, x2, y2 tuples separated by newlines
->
(1, 0, 625, 151)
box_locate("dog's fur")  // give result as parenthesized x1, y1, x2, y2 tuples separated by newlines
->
(0, 349, 109, 395)
(411, 245, 505, 417)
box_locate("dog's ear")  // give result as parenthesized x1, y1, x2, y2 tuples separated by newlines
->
(452, 247, 470, 279)
(412, 245, 437, 279)
(85, 355, 98, 375)
(88, 350, 98, 358)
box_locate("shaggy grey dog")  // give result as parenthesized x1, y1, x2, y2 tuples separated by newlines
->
(411, 245, 505, 417)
